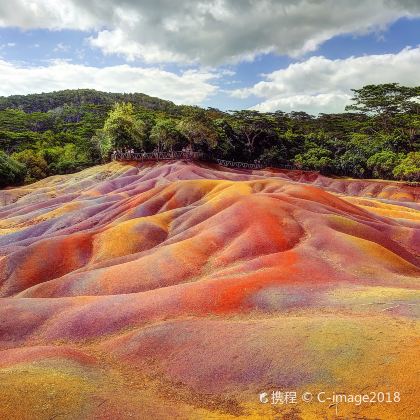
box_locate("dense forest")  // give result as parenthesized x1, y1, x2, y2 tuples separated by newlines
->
(0, 84, 419, 187)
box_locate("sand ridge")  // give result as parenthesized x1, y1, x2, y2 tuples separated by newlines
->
(0, 161, 419, 419)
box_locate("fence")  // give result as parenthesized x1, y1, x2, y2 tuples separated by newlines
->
(112, 150, 311, 173)
(404, 181, 420, 187)
(213, 159, 264, 170)
(112, 150, 205, 162)
(112, 151, 418, 183)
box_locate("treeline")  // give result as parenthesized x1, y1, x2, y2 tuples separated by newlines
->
(0, 89, 177, 114)
(0, 84, 419, 187)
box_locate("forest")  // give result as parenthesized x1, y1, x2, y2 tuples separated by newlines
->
(0, 83, 419, 187)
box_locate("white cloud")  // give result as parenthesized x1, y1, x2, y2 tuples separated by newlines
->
(53, 42, 70, 52)
(0, 42, 16, 50)
(0, 0, 100, 31)
(0, 60, 218, 105)
(0, 1, 419, 65)
(88, 29, 189, 64)
(231, 47, 420, 114)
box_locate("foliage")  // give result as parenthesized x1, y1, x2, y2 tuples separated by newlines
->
(177, 115, 218, 150)
(0, 151, 26, 187)
(294, 147, 334, 172)
(367, 151, 403, 179)
(91, 129, 111, 160)
(393, 152, 420, 181)
(44, 144, 90, 174)
(345, 83, 420, 133)
(0, 84, 418, 187)
(150, 118, 181, 152)
(230, 110, 275, 158)
(346, 83, 419, 116)
(11, 149, 48, 183)
(0, 89, 177, 114)
(101, 102, 147, 157)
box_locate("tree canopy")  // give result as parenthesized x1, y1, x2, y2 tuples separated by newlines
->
(0, 84, 418, 187)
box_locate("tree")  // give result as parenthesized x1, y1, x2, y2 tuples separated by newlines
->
(0, 151, 26, 187)
(393, 152, 420, 181)
(346, 83, 419, 116)
(338, 132, 385, 177)
(345, 83, 420, 133)
(212, 118, 237, 159)
(397, 112, 420, 149)
(44, 144, 90, 174)
(230, 110, 275, 158)
(91, 129, 111, 161)
(294, 147, 333, 172)
(0, 85, 418, 183)
(367, 151, 403, 179)
(150, 118, 180, 153)
(11, 149, 48, 183)
(101, 102, 147, 157)
(177, 117, 218, 151)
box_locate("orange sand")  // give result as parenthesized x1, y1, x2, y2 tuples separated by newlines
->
(0, 161, 419, 419)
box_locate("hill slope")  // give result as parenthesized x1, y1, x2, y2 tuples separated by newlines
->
(0, 88, 178, 113)
(0, 161, 419, 419)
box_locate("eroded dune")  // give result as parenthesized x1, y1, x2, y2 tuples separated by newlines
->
(0, 161, 419, 419)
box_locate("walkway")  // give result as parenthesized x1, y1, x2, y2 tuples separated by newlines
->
(112, 150, 298, 171)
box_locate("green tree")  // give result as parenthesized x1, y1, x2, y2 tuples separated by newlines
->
(150, 118, 180, 153)
(44, 144, 90, 174)
(212, 118, 237, 159)
(294, 147, 333, 172)
(12, 149, 48, 183)
(91, 129, 111, 160)
(393, 152, 420, 181)
(0, 85, 418, 183)
(0, 151, 26, 187)
(345, 83, 420, 133)
(230, 110, 275, 158)
(397, 112, 420, 149)
(101, 102, 147, 157)
(367, 151, 403, 179)
(338, 133, 384, 177)
(177, 117, 218, 150)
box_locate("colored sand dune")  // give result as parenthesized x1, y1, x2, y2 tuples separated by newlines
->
(0, 161, 419, 419)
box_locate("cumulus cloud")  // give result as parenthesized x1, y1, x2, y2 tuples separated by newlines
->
(0, 0, 100, 31)
(0, 0, 419, 65)
(231, 47, 420, 114)
(0, 60, 218, 105)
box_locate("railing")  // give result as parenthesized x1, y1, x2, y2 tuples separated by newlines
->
(112, 151, 205, 162)
(111, 151, 419, 181)
(214, 159, 264, 170)
(405, 181, 420, 187)
(112, 150, 313, 173)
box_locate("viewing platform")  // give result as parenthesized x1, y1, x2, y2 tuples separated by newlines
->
(112, 150, 299, 171)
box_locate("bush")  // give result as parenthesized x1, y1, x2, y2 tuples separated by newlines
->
(11, 149, 48, 183)
(101, 102, 147, 157)
(367, 151, 403, 179)
(393, 152, 420, 181)
(294, 147, 333, 172)
(0, 151, 26, 187)
(44, 144, 89, 174)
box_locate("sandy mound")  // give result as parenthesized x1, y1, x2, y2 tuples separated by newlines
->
(0, 161, 419, 419)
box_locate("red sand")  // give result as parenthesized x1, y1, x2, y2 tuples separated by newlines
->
(0, 161, 419, 419)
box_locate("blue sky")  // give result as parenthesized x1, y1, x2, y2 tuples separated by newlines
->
(0, 0, 419, 114)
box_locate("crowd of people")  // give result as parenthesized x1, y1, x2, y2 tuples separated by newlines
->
(111, 145, 196, 161)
